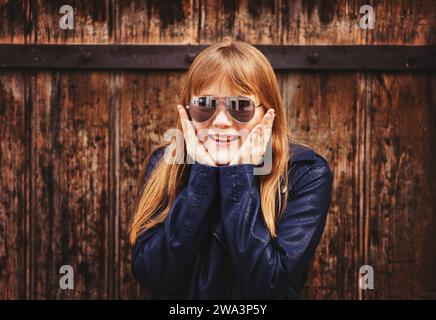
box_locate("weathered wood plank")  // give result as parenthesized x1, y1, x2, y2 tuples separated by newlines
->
(364, 73, 435, 299)
(0, 72, 29, 299)
(280, 72, 366, 299)
(366, 0, 435, 45)
(30, 72, 111, 298)
(1, 1, 434, 45)
(0, 0, 115, 44)
(118, 71, 183, 299)
(108, 72, 121, 299)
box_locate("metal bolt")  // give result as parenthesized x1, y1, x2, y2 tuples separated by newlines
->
(186, 52, 197, 63)
(81, 51, 92, 63)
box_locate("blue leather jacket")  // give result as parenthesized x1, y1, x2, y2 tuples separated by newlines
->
(132, 144, 333, 299)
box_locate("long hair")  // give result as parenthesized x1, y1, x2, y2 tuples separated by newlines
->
(129, 39, 295, 245)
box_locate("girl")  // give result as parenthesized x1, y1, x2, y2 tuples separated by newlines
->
(130, 40, 332, 299)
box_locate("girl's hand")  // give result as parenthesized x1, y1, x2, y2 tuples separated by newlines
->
(177, 105, 216, 166)
(229, 108, 275, 166)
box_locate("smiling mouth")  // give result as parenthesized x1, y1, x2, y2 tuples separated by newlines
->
(209, 134, 239, 144)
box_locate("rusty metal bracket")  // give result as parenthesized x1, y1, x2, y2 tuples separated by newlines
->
(0, 44, 434, 70)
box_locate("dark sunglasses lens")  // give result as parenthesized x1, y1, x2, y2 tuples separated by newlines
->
(188, 103, 215, 122)
(228, 98, 255, 122)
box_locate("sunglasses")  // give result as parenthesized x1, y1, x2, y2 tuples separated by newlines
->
(186, 95, 263, 123)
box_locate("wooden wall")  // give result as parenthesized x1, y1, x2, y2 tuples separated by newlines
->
(0, 0, 435, 299)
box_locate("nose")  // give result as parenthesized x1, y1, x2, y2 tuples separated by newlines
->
(212, 107, 232, 128)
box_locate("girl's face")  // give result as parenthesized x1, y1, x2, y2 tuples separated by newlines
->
(192, 81, 265, 165)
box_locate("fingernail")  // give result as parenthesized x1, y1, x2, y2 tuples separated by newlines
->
(177, 105, 183, 110)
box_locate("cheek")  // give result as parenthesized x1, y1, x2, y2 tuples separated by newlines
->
(238, 111, 264, 142)
(193, 121, 210, 141)
(241, 111, 264, 133)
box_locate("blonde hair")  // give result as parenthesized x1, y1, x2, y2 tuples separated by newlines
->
(129, 39, 295, 245)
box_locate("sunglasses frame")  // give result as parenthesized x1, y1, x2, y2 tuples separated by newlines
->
(186, 95, 264, 124)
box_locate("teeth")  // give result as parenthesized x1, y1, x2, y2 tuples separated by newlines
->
(211, 135, 237, 143)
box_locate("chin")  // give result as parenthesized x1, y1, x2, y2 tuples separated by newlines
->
(209, 149, 239, 165)
(211, 153, 232, 165)
(205, 143, 236, 166)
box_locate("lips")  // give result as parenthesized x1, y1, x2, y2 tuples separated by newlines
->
(209, 134, 239, 144)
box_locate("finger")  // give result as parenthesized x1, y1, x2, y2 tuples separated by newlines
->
(261, 110, 274, 149)
(178, 105, 197, 158)
(249, 125, 262, 163)
(259, 113, 269, 126)
(266, 109, 275, 127)
(259, 108, 275, 126)
(231, 123, 261, 165)
(178, 109, 188, 135)
(177, 104, 189, 121)
(178, 105, 195, 133)
(263, 109, 275, 129)
(258, 124, 264, 143)
(248, 124, 261, 143)
(251, 125, 264, 164)
(177, 105, 216, 166)
(256, 124, 264, 151)
(178, 106, 196, 140)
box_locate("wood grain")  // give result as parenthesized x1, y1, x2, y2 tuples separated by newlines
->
(364, 73, 435, 299)
(0, 73, 29, 299)
(280, 72, 366, 299)
(29, 72, 111, 299)
(118, 71, 184, 299)
(0, 0, 434, 299)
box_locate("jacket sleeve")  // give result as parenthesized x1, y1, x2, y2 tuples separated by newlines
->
(132, 150, 218, 295)
(218, 158, 332, 299)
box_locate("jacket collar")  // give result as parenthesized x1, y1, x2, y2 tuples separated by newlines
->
(289, 143, 316, 162)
